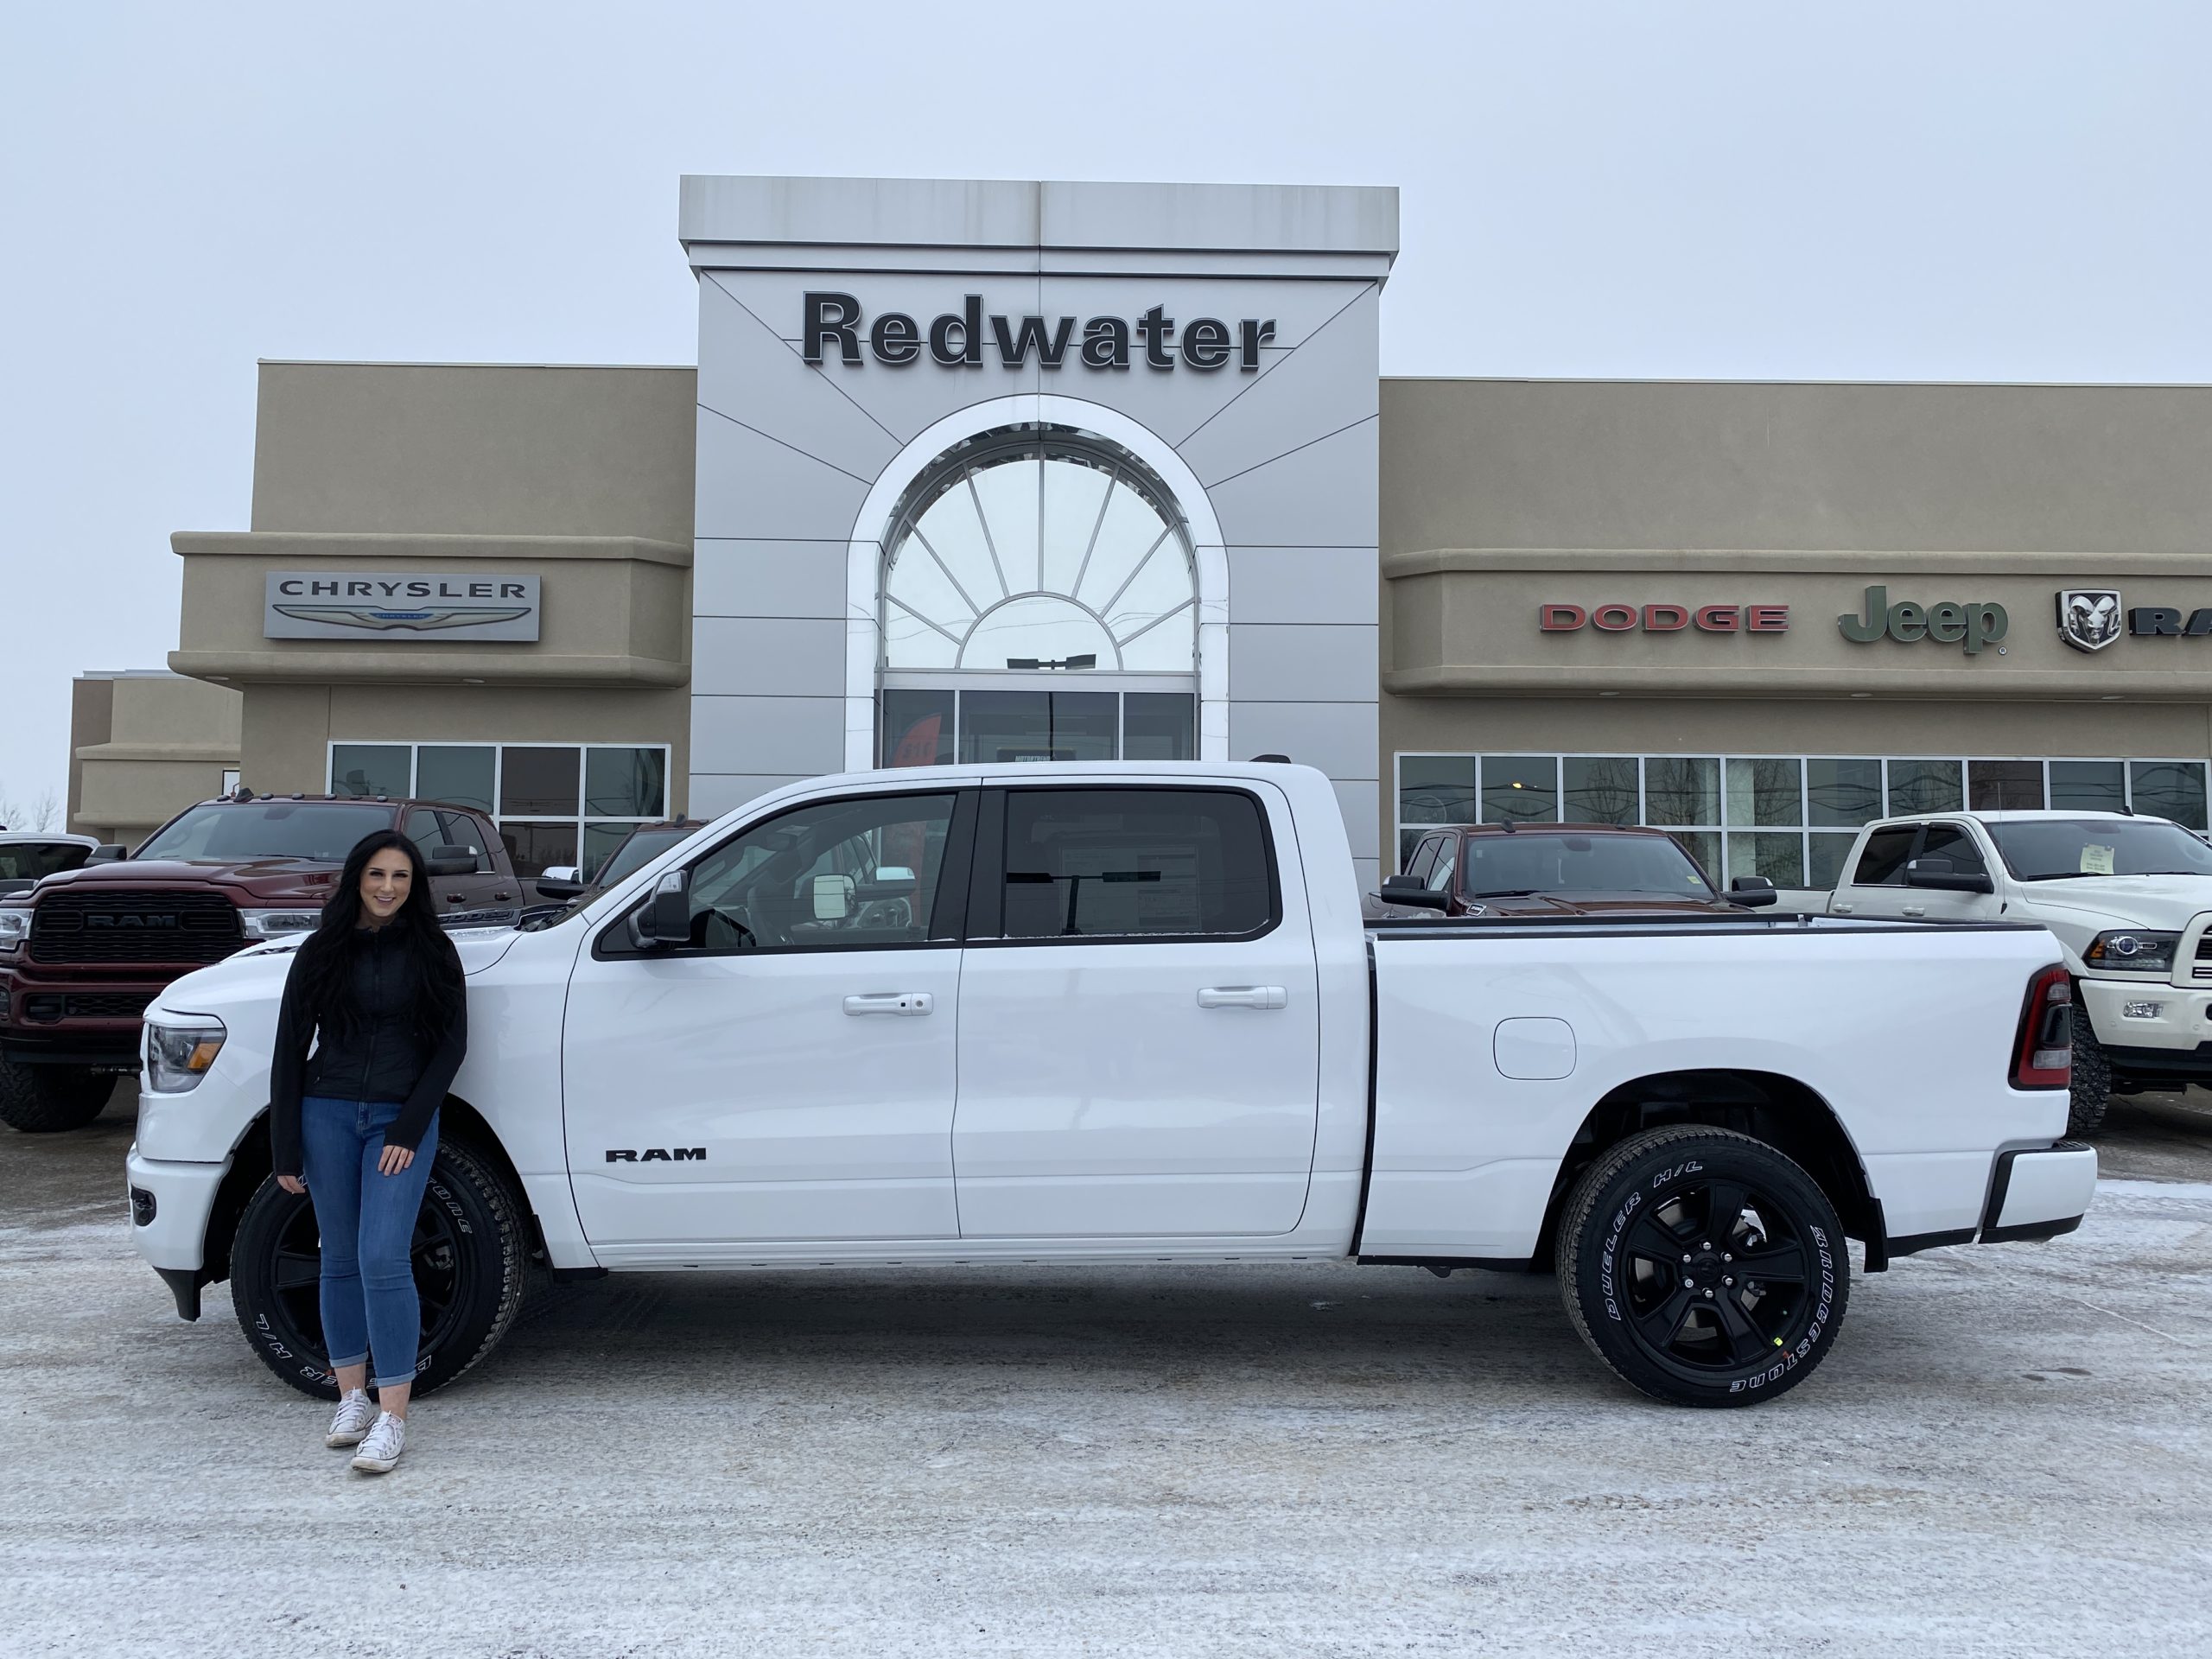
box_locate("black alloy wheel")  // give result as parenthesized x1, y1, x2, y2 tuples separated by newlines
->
(1558, 1125, 1850, 1408)
(228, 1139, 528, 1401)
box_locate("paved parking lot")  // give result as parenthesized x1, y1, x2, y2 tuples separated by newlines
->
(3, 1085, 2209, 1658)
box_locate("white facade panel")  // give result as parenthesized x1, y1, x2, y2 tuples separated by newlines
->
(1224, 547, 1379, 626)
(693, 408, 869, 543)
(693, 539, 849, 620)
(1203, 417, 1381, 550)
(690, 694, 844, 777)
(1228, 702, 1378, 780)
(692, 618, 848, 698)
(1228, 624, 1381, 704)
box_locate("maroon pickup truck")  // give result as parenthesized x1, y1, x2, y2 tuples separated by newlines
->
(1368, 822, 1783, 919)
(0, 793, 521, 1132)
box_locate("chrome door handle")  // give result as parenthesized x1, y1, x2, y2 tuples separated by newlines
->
(1902, 906, 1926, 918)
(1198, 986, 1286, 1010)
(842, 992, 934, 1016)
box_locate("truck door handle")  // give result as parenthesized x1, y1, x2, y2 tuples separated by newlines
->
(1902, 906, 1926, 918)
(842, 992, 933, 1016)
(1198, 986, 1286, 1010)
(1832, 902, 1853, 914)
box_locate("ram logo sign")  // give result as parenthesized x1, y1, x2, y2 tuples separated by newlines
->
(2056, 588, 2124, 653)
(605, 1147, 707, 1162)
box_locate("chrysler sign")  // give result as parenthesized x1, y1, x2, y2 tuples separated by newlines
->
(264, 573, 541, 642)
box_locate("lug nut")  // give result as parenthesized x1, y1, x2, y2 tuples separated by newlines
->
(1722, 1253, 1732, 1262)
(1682, 1278, 1695, 1289)
(1722, 1276, 1734, 1287)
(1702, 1289, 1715, 1300)
(1700, 1241, 1712, 1251)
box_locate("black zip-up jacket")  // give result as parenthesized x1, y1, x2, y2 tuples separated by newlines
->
(268, 924, 467, 1177)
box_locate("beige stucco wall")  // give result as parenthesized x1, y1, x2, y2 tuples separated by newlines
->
(251, 362, 696, 543)
(68, 673, 242, 843)
(167, 361, 700, 802)
(1376, 378, 2212, 867)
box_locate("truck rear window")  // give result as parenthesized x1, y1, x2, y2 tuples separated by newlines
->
(137, 803, 397, 863)
(999, 787, 1274, 939)
(1457, 833, 1714, 898)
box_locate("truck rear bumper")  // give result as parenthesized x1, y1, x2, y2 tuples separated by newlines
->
(126, 1145, 231, 1316)
(1980, 1141, 2097, 1243)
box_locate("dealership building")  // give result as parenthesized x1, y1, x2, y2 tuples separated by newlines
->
(70, 174, 2212, 894)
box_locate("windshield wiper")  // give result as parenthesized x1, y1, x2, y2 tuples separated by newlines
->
(1467, 888, 1545, 899)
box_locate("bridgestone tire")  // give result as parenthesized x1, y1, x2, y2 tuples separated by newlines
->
(2068, 1022, 2113, 1138)
(1557, 1126, 1850, 1408)
(0, 1058, 113, 1134)
(229, 1138, 527, 1402)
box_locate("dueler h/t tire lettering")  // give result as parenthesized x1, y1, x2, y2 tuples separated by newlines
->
(227, 1137, 528, 1401)
(1556, 1125, 1850, 1408)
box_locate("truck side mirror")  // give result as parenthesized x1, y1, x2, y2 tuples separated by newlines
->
(1727, 876, 1779, 908)
(1904, 857, 1994, 894)
(425, 845, 477, 877)
(812, 873, 855, 920)
(1377, 874, 1450, 912)
(627, 869, 692, 949)
(88, 845, 127, 864)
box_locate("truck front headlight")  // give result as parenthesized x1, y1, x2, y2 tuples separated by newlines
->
(239, 907, 321, 939)
(145, 1016, 226, 1093)
(0, 905, 28, 957)
(2086, 930, 2179, 973)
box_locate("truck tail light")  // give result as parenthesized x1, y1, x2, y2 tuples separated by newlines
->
(2012, 964, 2073, 1090)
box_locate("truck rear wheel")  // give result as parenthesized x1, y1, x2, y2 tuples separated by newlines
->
(228, 1138, 528, 1401)
(1557, 1126, 1849, 1408)
(2068, 1024, 2112, 1137)
(0, 1056, 114, 1133)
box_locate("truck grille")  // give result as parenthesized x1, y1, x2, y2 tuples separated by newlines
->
(22, 990, 156, 1022)
(2196, 936, 2212, 980)
(28, 891, 243, 965)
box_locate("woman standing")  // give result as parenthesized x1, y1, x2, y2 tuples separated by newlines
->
(268, 830, 467, 1475)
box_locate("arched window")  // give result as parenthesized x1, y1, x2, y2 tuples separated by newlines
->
(877, 427, 1198, 768)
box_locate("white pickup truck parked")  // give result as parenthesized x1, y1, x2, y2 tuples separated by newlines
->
(1822, 809, 2212, 1135)
(127, 763, 2094, 1408)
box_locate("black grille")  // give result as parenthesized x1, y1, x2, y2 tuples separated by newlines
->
(29, 891, 243, 965)
(23, 990, 156, 1022)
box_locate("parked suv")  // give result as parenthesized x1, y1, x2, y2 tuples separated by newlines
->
(0, 791, 520, 1132)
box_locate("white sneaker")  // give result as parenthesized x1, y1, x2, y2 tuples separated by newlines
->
(325, 1389, 378, 1448)
(350, 1411, 406, 1474)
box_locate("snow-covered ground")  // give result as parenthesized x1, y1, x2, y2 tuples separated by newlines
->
(3, 1107, 2207, 1658)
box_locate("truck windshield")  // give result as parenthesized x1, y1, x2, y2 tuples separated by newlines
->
(137, 803, 396, 863)
(1459, 833, 1716, 897)
(1984, 818, 2212, 881)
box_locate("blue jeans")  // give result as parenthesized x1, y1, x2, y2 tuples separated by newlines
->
(299, 1095, 440, 1389)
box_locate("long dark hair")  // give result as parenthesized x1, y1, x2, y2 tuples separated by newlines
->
(291, 830, 462, 1042)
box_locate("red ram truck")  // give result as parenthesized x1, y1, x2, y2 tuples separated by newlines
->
(0, 793, 522, 1132)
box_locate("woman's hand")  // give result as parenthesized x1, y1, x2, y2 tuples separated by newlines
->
(276, 1174, 307, 1195)
(377, 1144, 415, 1177)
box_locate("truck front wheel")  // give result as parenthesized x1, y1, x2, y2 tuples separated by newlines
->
(1557, 1126, 1850, 1408)
(2068, 1024, 2112, 1137)
(227, 1138, 528, 1401)
(0, 1056, 115, 1133)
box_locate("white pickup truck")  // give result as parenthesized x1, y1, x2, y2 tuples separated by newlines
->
(127, 762, 2094, 1408)
(1822, 808, 2212, 1135)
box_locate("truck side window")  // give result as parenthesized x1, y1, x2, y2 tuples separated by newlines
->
(402, 809, 443, 860)
(439, 810, 495, 872)
(1427, 839, 1458, 894)
(998, 787, 1276, 941)
(1917, 823, 1986, 875)
(674, 791, 956, 952)
(1851, 825, 1920, 887)
(1406, 836, 1441, 884)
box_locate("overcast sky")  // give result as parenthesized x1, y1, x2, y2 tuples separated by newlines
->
(3, 1, 2207, 819)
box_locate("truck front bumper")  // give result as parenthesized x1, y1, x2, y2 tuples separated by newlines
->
(1980, 1141, 2097, 1243)
(2078, 976, 2212, 1068)
(125, 1144, 232, 1319)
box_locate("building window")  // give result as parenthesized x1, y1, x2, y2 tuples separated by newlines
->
(1395, 753, 2212, 886)
(878, 425, 1198, 768)
(328, 742, 671, 877)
